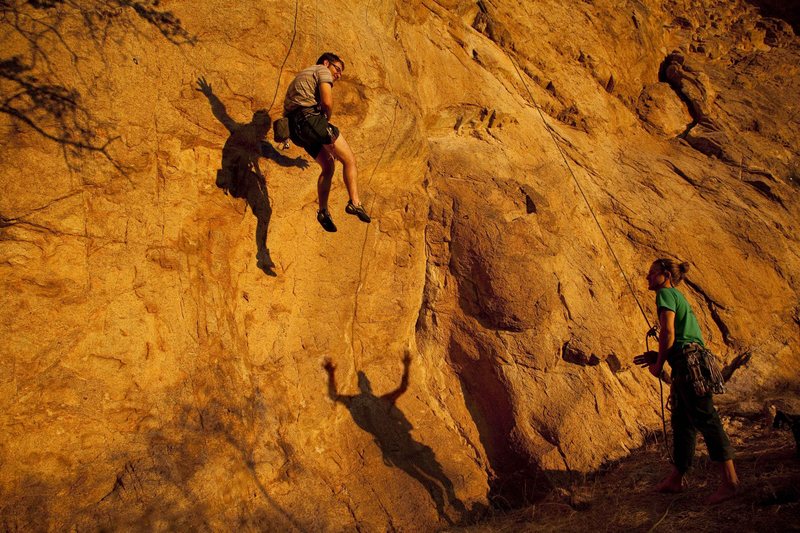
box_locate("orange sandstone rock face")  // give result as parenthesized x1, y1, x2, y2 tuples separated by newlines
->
(1, 0, 798, 529)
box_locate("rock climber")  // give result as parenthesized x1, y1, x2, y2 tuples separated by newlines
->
(283, 52, 371, 232)
(635, 258, 739, 504)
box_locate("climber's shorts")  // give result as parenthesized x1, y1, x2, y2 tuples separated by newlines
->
(288, 106, 340, 159)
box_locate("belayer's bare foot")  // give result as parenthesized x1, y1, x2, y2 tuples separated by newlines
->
(655, 470, 684, 493)
(705, 482, 738, 505)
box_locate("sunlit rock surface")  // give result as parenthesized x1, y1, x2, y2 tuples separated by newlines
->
(1, 0, 798, 529)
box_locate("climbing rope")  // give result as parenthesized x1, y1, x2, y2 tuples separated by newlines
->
(315, 0, 319, 54)
(348, 3, 401, 369)
(348, 101, 399, 365)
(509, 55, 652, 331)
(509, 52, 675, 458)
(268, 0, 300, 112)
(646, 327, 673, 461)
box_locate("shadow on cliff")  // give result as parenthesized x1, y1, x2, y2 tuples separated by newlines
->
(442, 230, 555, 508)
(0, 1, 195, 171)
(323, 354, 470, 525)
(0, 475, 53, 531)
(0, 379, 309, 531)
(447, 336, 554, 512)
(92, 378, 309, 532)
(196, 76, 309, 276)
(745, 0, 800, 32)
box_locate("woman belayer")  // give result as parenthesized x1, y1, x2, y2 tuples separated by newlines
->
(636, 258, 739, 504)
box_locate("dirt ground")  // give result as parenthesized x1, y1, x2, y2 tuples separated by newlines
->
(452, 412, 800, 532)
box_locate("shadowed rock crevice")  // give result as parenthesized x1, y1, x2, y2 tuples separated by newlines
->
(745, 179, 785, 207)
(684, 278, 733, 346)
(449, 337, 551, 509)
(659, 50, 737, 162)
(561, 339, 601, 367)
(471, 0, 513, 49)
(659, 52, 706, 129)
(744, 0, 800, 32)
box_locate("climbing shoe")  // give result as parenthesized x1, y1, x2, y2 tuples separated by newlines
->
(345, 201, 371, 223)
(317, 209, 337, 232)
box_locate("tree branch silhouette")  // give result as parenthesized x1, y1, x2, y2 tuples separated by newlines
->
(0, 0, 195, 169)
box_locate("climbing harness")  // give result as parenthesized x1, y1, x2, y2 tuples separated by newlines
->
(677, 343, 726, 396)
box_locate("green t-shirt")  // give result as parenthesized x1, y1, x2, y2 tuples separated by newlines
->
(655, 287, 705, 348)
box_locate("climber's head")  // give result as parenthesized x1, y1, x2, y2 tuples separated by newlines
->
(317, 52, 345, 82)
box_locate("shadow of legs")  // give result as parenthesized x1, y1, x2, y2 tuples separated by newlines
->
(247, 172, 275, 276)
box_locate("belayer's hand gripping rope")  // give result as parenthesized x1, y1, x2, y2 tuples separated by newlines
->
(646, 325, 673, 462)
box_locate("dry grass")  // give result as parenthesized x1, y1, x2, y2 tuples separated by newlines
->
(451, 414, 799, 532)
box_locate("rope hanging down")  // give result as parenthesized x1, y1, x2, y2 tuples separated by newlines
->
(349, 4, 401, 368)
(268, 0, 300, 112)
(509, 55, 652, 331)
(510, 53, 672, 458)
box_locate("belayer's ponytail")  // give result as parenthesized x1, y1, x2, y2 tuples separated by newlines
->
(655, 258, 690, 285)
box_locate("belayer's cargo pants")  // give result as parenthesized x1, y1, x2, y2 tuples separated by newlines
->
(670, 375, 735, 472)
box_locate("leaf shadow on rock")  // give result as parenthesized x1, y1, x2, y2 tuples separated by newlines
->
(323, 355, 472, 526)
(197, 77, 309, 277)
(0, 0, 196, 171)
(0, 377, 309, 531)
(0, 474, 53, 531)
(93, 373, 309, 531)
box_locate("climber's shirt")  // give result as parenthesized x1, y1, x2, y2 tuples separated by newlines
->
(284, 65, 333, 114)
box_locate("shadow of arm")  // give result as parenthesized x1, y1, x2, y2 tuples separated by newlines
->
(323, 359, 349, 404)
(260, 141, 310, 169)
(197, 77, 237, 133)
(382, 352, 411, 404)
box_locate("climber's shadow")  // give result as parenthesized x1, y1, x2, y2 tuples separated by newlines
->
(323, 354, 468, 525)
(196, 76, 309, 276)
